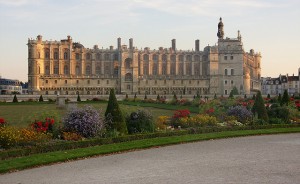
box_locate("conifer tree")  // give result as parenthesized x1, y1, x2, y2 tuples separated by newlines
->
(244, 94, 247, 99)
(105, 89, 127, 134)
(144, 94, 147, 100)
(39, 95, 44, 102)
(125, 93, 128, 99)
(77, 94, 81, 102)
(133, 93, 137, 102)
(13, 94, 18, 103)
(173, 93, 177, 100)
(229, 90, 234, 98)
(278, 93, 282, 102)
(252, 91, 269, 123)
(157, 94, 160, 101)
(267, 94, 271, 99)
(280, 90, 289, 106)
(214, 93, 217, 99)
(252, 94, 256, 100)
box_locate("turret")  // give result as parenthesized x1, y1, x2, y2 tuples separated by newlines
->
(217, 17, 224, 39)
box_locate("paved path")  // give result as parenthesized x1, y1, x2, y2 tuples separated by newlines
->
(1, 133, 300, 184)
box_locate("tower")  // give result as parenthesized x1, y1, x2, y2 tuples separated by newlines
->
(217, 17, 224, 39)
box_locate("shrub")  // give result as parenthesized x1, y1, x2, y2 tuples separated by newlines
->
(181, 114, 218, 128)
(227, 106, 253, 124)
(170, 109, 191, 128)
(39, 95, 44, 102)
(126, 109, 154, 134)
(156, 116, 170, 130)
(252, 91, 269, 123)
(0, 118, 6, 127)
(13, 94, 18, 103)
(77, 94, 81, 102)
(281, 90, 289, 106)
(268, 107, 289, 123)
(62, 132, 83, 141)
(63, 106, 105, 138)
(31, 117, 55, 133)
(105, 89, 127, 134)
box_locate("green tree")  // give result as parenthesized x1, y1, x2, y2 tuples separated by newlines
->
(105, 89, 127, 134)
(252, 91, 269, 123)
(267, 94, 271, 99)
(77, 94, 81, 102)
(39, 95, 44, 102)
(280, 90, 289, 106)
(277, 93, 282, 102)
(229, 91, 234, 98)
(252, 94, 256, 100)
(12, 94, 18, 103)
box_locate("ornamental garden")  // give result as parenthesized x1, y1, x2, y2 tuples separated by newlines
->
(0, 89, 300, 151)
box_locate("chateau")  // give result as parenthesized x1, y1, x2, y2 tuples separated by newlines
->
(27, 18, 261, 96)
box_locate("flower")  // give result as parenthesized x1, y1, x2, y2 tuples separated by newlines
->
(0, 118, 5, 125)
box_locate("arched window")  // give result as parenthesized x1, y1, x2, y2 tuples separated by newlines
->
(105, 65, 110, 75)
(225, 69, 228, 76)
(64, 52, 68, 60)
(186, 55, 192, 62)
(171, 55, 176, 62)
(86, 53, 91, 60)
(171, 63, 176, 75)
(162, 54, 167, 62)
(143, 54, 149, 62)
(54, 49, 59, 59)
(75, 65, 80, 75)
(186, 63, 191, 75)
(45, 66, 50, 75)
(179, 63, 183, 75)
(64, 65, 69, 75)
(194, 63, 200, 75)
(152, 54, 158, 62)
(104, 54, 110, 60)
(125, 73, 132, 81)
(76, 53, 80, 60)
(152, 63, 157, 75)
(45, 49, 50, 59)
(125, 58, 131, 69)
(144, 62, 149, 75)
(86, 65, 91, 75)
(179, 55, 184, 62)
(96, 53, 101, 60)
(194, 55, 200, 62)
(54, 65, 59, 74)
(231, 69, 234, 75)
(96, 66, 101, 75)
(114, 54, 118, 60)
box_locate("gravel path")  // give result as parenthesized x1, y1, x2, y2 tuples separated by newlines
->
(1, 133, 300, 184)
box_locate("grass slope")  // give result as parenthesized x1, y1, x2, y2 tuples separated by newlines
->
(1, 127, 299, 174)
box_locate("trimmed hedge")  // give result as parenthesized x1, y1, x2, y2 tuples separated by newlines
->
(0, 124, 299, 160)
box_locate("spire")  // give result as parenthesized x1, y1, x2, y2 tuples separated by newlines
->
(217, 17, 224, 39)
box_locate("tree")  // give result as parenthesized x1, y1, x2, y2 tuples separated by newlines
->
(252, 94, 256, 100)
(144, 94, 147, 100)
(229, 91, 234, 98)
(13, 94, 18, 103)
(252, 91, 269, 123)
(133, 93, 137, 102)
(156, 94, 160, 101)
(214, 93, 217, 99)
(105, 89, 127, 134)
(277, 93, 282, 102)
(125, 93, 128, 99)
(39, 95, 44, 102)
(280, 90, 289, 106)
(173, 93, 177, 100)
(77, 94, 81, 102)
(267, 94, 271, 99)
(244, 94, 247, 99)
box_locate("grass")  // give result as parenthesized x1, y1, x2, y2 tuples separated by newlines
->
(0, 127, 299, 174)
(0, 102, 179, 127)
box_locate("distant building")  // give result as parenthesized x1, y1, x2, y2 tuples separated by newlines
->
(27, 18, 261, 96)
(261, 68, 300, 96)
(0, 77, 22, 94)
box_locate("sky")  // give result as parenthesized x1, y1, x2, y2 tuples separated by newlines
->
(0, 0, 299, 82)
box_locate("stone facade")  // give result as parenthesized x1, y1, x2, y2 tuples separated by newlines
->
(27, 18, 261, 96)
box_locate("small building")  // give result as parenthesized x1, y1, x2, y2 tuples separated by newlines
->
(0, 77, 23, 95)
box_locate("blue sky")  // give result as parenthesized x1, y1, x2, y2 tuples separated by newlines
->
(0, 0, 299, 82)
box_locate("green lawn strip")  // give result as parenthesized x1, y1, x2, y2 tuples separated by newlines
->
(120, 101, 199, 113)
(1, 127, 300, 174)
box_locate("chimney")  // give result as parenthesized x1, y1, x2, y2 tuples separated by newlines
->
(129, 38, 133, 49)
(117, 37, 121, 50)
(195, 39, 200, 52)
(110, 46, 114, 50)
(171, 39, 176, 50)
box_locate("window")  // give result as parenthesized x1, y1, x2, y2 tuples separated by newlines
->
(45, 91, 48, 95)
(225, 90, 228, 95)
(87, 91, 90, 95)
(114, 54, 118, 60)
(231, 69, 234, 75)
(104, 54, 110, 60)
(45, 51, 50, 59)
(64, 65, 69, 75)
(76, 65, 80, 75)
(125, 73, 132, 81)
(143, 54, 149, 62)
(162, 64, 167, 75)
(65, 80, 67, 84)
(65, 91, 68, 95)
(87, 80, 90, 84)
(170, 63, 176, 75)
(173, 80, 175, 84)
(96, 54, 101, 60)
(127, 85, 130, 90)
(64, 52, 68, 60)
(162, 54, 167, 62)
(106, 80, 109, 84)
(164, 80, 166, 84)
(76, 80, 79, 84)
(231, 80, 234, 85)
(230, 56, 233, 60)
(125, 58, 131, 69)
(189, 80, 191, 84)
(152, 54, 158, 61)
(98, 80, 100, 84)
(224, 56, 227, 60)
(86, 66, 91, 75)
(155, 80, 157, 84)
(54, 66, 59, 75)
(194, 55, 200, 62)
(224, 80, 228, 85)
(179, 55, 183, 62)
(45, 80, 48, 84)
(171, 55, 176, 62)
(152, 63, 157, 75)
(225, 69, 228, 76)
(45, 66, 50, 75)
(96, 66, 101, 75)
(76, 53, 80, 60)
(86, 53, 91, 60)
(186, 55, 191, 62)
(55, 80, 57, 84)
(181, 80, 183, 84)
(54, 50, 58, 59)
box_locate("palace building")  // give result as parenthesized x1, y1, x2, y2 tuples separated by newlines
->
(27, 18, 261, 96)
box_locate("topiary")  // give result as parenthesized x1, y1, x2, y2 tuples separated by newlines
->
(13, 94, 18, 103)
(125, 109, 154, 134)
(63, 106, 105, 138)
(277, 93, 282, 102)
(77, 94, 81, 102)
(39, 95, 44, 102)
(144, 94, 147, 100)
(105, 89, 127, 134)
(252, 91, 269, 123)
(280, 90, 289, 106)
(267, 94, 271, 99)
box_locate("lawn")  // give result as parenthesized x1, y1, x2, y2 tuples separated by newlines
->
(0, 102, 180, 127)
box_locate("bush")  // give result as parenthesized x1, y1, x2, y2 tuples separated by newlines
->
(156, 116, 169, 130)
(13, 94, 18, 103)
(105, 89, 127, 134)
(62, 132, 83, 141)
(126, 109, 154, 134)
(77, 94, 81, 102)
(39, 95, 44, 102)
(252, 91, 269, 123)
(227, 106, 253, 124)
(31, 117, 55, 133)
(63, 106, 105, 138)
(268, 107, 289, 123)
(281, 90, 289, 106)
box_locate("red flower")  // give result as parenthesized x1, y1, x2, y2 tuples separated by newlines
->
(206, 108, 215, 114)
(0, 118, 5, 124)
(172, 109, 190, 119)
